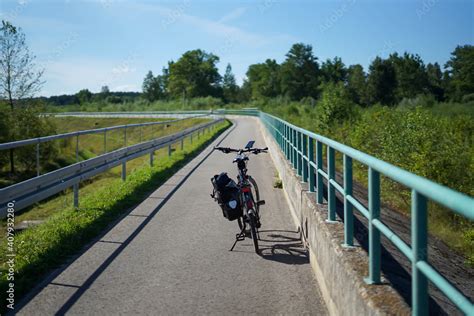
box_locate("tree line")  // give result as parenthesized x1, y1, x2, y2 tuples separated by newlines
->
(142, 43, 474, 106)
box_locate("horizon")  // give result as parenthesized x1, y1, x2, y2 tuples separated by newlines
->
(1, 0, 473, 97)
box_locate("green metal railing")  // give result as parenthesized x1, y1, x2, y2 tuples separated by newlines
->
(220, 109, 473, 315)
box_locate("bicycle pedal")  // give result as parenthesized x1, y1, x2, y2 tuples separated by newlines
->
(257, 200, 266, 206)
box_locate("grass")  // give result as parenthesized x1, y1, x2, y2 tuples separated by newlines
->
(0, 119, 231, 313)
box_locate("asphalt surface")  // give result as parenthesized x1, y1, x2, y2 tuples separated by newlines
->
(17, 117, 327, 315)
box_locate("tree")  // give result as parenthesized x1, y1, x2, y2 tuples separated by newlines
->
(445, 45, 474, 101)
(0, 21, 44, 110)
(280, 43, 320, 100)
(388, 52, 428, 102)
(168, 49, 221, 99)
(142, 71, 166, 102)
(76, 89, 92, 104)
(321, 57, 347, 84)
(101, 85, 110, 94)
(222, 63, 239, 103)
(426, 62, 444, 101)
(246, 59, 281, 99)
(346, 64, 366, 105)
(366, 57, 397, 105)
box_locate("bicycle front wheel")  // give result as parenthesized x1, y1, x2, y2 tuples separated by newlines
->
(248, 176, 260, 216)
(249, 212, 259, 254)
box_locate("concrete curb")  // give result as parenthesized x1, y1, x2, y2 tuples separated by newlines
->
(257, 118, 411, 316)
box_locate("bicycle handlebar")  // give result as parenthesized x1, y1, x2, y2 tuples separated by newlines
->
(214, 146, 268, 154)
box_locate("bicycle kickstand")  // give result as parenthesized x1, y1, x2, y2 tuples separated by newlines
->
(229, 225, 246, 251)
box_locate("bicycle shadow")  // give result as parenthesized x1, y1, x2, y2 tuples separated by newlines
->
(258, 229, 309, 265)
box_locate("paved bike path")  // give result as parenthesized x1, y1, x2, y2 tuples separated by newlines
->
(17, 117, 327, 315)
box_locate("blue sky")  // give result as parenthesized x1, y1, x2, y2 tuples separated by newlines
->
(1, 0, 473, 97)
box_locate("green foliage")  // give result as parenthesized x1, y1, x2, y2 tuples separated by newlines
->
(222, 63, 239, 103)
(389, 52, 429, 102)
(168, 49, 221, 98)
(280, 43, 320, 100)
(366, 57, 397, 105)
(321, 57, 347, 84)
(142, 70, 166, 102)
(76, 89, 92, 104)
(316, 82, 356, 132)
(445, 45, 474, 101)
(246, 59, 281, 99)
(347, 64, 367, 105)
(0, 106, 58, 177)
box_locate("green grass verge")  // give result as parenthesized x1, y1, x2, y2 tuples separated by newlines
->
(0, 119, 231, 313)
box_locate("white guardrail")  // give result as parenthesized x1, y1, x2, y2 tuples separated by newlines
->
(0, 118, 223, 217)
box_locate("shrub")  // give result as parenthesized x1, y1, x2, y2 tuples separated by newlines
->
(316, 82, 356, 132)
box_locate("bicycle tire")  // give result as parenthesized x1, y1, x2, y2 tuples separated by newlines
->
(249, 212, 259, 253)
(248, 176, 260, 217)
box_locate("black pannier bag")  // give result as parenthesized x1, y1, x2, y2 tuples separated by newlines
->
(211, 172, 242, 221)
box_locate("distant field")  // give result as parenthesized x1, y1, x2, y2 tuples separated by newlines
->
(50, 116, 168, 133)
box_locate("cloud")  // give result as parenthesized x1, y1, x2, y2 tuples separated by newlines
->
(127, 2, 267, 46)
(39, 57, 142, 96)
(218, 7, 247, 24)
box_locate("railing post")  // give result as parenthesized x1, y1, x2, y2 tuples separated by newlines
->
(291, 129, 296, 168)
(104, 130, 107, 154)
(124, 127, 127, 146)
(150, 151, 154, 167)
(308, 137, 315, 192)
(284, 125, 288, 159)
(139, 125, 142, 142)
(191, 134, 193, 144)
(168, 144, 172, 156)
(122, 161, 126, 181)
(327, 147, 336, 222)
(74, 135, 79, 208)
(36, 143, 40, 177)
(297, 131, 302, 177)
(302, 134, 308, 182)
(316, 141, 324, 204)
(343, 155, 354, 247)
(181, 139, 184, 150)
(412, 190, 428, 316)
(365, 167, 381, 284)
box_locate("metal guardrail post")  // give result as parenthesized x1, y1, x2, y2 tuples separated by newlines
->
(316, 141, 324, 204)
(36, 143, 40, 177)
(124, 127, 127, 146)
(343, 155, 354, 247)
(74, 135, 79, 208)
(412, 190, 428, 316)
(303, 134, 308, 182)
(104, 130, 107, 154)
(168, 144, 172, 156)
(308, 137, 315, 192)
(327, 147, 336, 222)
(122, 162, 126, 181)
(366, 167, 381, 284)
(190, 134, 193, 144)
(181, 139, 184, 150)
(150, 151, 154, 167)
(291, 128, 295, 168)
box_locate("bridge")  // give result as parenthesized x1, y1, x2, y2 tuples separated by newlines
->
(1, 111, 473, 315)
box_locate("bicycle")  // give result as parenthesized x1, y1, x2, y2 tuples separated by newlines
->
(212, 141, 267, 253)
